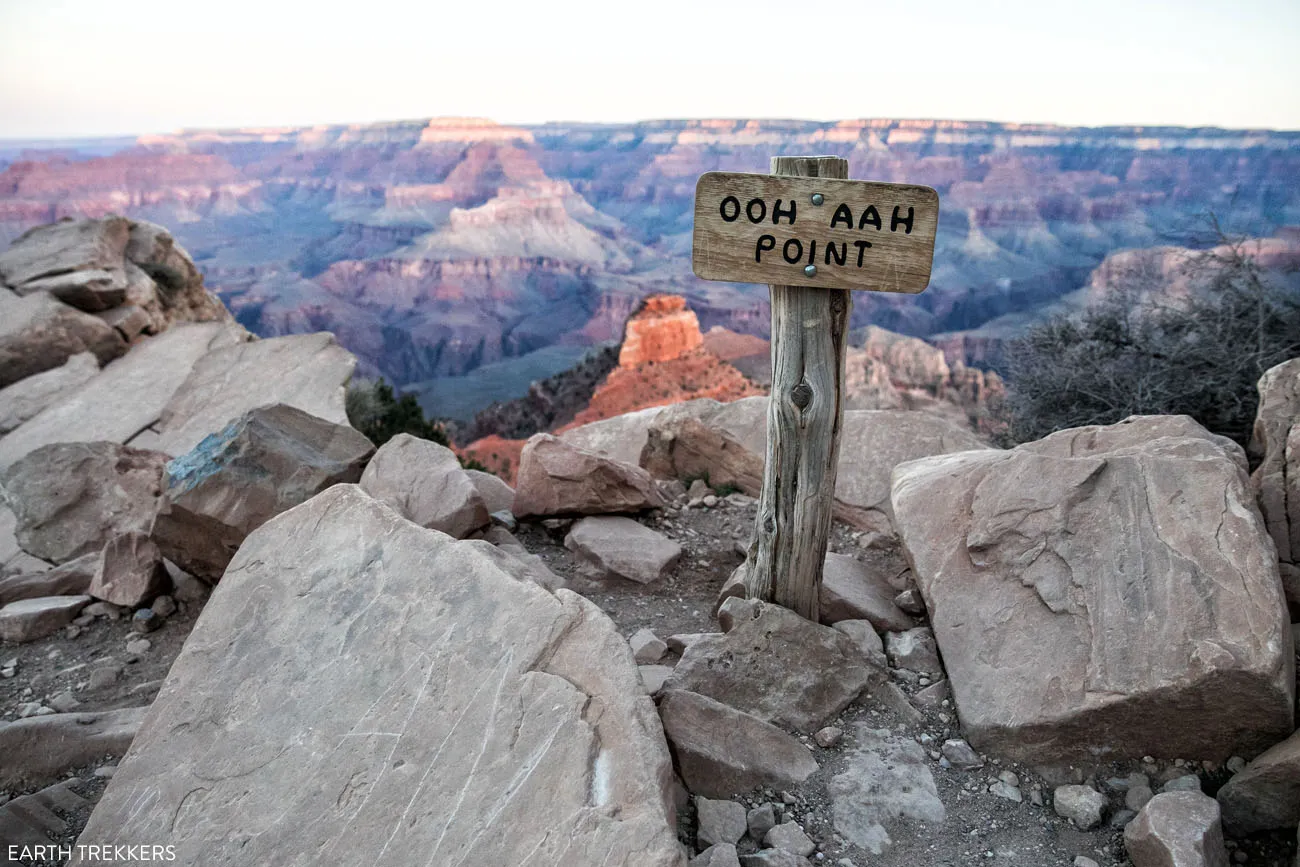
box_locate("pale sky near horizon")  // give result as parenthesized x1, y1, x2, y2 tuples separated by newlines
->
(2, 0, 1298, 139)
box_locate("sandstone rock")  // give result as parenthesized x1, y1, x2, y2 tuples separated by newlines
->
(631, 628, 668, 664)
(714, 564, 747, 617)
(466, 468, 515, 514)
(620, 295, 704, 366)
(153, 405, 374, 582)
(1055, 785, 1109, 830)
(359, 434, 488, 538)
(0, 551, 97, 606)
(0, 290, 124, 388)
(154, 332, 356, 457)
(658, 690, 818, 799)
(884, 627, 942, 673)
(0, 217, 131, 311)
(913, 679, 951, 709)
(747, 803, 777, 841)
(738, 851, 812, 867)
(0, 351, 98, 435)
(830, 725, 946, 855)
(0, 321, 248, 470)
(664, 601, 877, 733)
(88, 531, 168, 607)
(1216, 728, 1300, 833)
(691, 844, 741, 867)
(1125, 792, 1229, 867)
(75, 485, 685, 865)
(564, 516, 681, 584)
(639, 665, 673, 695)
(717, 595, 762, 633)
(95, 303, 152, 341)
(1, 441, 167, 563)
(0, 779, 93, 848)
(695, 796, 747, 849)
(765, 822, 815, 857)
(0, 706, 148, 790)
(832, 409, 991, 535)
(831, 619, 887, 666)
(515, 434, 665, 518)
(891, 415, 1295, 764)
(0, 595, 91, 642)
(561, 406, 666, 466)
(474, 526, 566, 591)
(1250, 359, 1300, 611)
(640, 403, 765, 497)
(820, 553, 912, 630)
(124, 219, 229, 325)
(941, 738, 984, 770)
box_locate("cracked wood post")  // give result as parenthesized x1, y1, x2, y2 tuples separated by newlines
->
(742, 155, 852, 621)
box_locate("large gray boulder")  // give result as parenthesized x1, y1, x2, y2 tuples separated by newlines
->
(153, 332, 356, 457)
(514, 433, 665, 518)
(819, 552, 913, 630)
(0, 321, 248, 470)
(0, 441, 168, 563)
(0, 594, 90, 642)
(0, 351, 98, 435)
(0, 289, 124, 389)
(829, 725, 946, 856)
(359, 433, 488, 538)
(74, 484, 685, 866)
(1250, 359, 1300, 614)
(153, 404, 374, 582)
(891, 415, 1295, 764)
(663, 601, 878, 733)
(1216, 728, 1300, 834)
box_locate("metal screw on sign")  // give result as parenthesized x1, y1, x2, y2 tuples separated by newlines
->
(811, 193, 824, 206)
(804, 264, 817, 277)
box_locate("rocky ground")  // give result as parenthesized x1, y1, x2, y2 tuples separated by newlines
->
(4, 490, 1294, 867)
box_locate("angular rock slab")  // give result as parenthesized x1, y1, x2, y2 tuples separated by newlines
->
(0, 594, 90, 642)
(1251, 358, 1300, 564)
(0, 350, 98, 435)
(88, 531, 168, 607)
(466, 468, 516, 515)
(0, 550, 97, 606)
(74, 485, 684, 866)
(891, 415, 1295, 764)
(514, 433, 665, 518)
(829, 725, 946, 855)
(0, 321, 248, 471)
(1124, 792, 1229, 867)
(1, 441, 168, 563)
(1216, 728, 1300, 834)
(663, 601, 878, 733)
(561, 405, 668, 467)
(360, 433, 488, 538)
(0, 289, 124, 389)
(565, 516, 682, 584)
(152, 404, 374, 582)
(153, 331, 356, 458)
(820, 552, 913, 631)
(0, 706, 147, 789)
(658, 690, 817, 799)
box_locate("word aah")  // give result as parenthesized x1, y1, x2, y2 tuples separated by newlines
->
(716, 196, 916, 269)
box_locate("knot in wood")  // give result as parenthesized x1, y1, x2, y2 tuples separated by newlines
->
(790, 381, 813, 410)
(830, 293, 847, 316)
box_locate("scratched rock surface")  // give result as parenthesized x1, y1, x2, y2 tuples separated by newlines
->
(891, 414, 1295, 765)
(71, 484, 685, 867)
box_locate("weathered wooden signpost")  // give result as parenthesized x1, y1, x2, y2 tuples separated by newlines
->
(692, 156, 938, 621)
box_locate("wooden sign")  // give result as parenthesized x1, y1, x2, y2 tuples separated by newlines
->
(692, 172, 939, 293)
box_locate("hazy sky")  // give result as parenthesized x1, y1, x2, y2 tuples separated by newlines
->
(2, 0, 1298, 139)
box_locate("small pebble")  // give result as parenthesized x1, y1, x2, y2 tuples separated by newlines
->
(151, 595, 177, 618)
(125, 638, 152, 655)
(132, 609, 160, 633)
(814, 726, 843, 748)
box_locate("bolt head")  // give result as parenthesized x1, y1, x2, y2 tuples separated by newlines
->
(811, 193, 825, 206)
(803, 264, 817, 277)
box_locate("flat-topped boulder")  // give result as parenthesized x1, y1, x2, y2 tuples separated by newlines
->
(565, 516, 682, 584)
(891, 415, 1294, 764)
(1216, 728, 1300, 834)
(153, 404, 374, 582)
(0, 594, 90, 642)
(0, 216, 131, 311)
(153, 332, 356, 457)
(514, 433, 664, 518)
(359, 433, 488, 538)
(1, 441, 168, 563)
(560, 405, 667, 467)
(74, 484, 685, 866)
(0, 706, 148, 790)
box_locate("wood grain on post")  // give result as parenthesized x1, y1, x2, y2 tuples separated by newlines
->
(742, 155, 852, 621)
